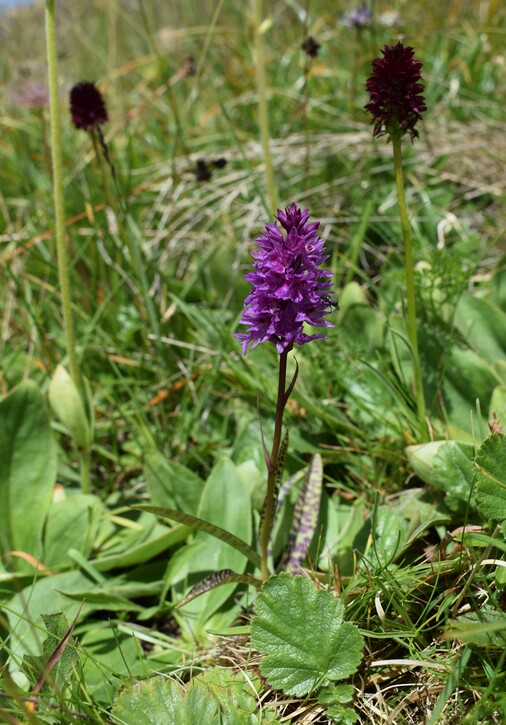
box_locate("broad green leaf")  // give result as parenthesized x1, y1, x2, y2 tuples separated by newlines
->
(48, 365, 91, 449)
(475, 434, 506, 522)
(406, 440, 475, 508)
(145, 452, 204, 515)
(0, 381, 57, 570)
(82, 625, 147, 704)
(185, 458, 253, 627)
(442, 346, 500, 435)
(44, 494, 103, 567)
(454, 295, 506, 364)
(343, 358, 411, 437)
(111, 677, 219, 725)
(58, 590, 144, 612)
(446, 607, 506, 646)
(252, 574, 364, 696)
(90, 524, 190, 572)
(493, 360, 506, 385)
(22, 612, 79, 693)
(338, 282, 383, 352)
(374, 507, 408, 565)
(193, 669, 279, 724)
(489, 386, 506, 426)
(111, 670, 279, 725)
(492, 266, 506, 311)
(6, 570, 95, 669)
(318, 497, 370, 576)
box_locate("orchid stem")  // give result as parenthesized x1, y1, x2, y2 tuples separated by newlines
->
(45, 0, 79, 391)
(392, 133, 427, 439)
(45, 0, 91, 494)
(260, 348, 289, 578)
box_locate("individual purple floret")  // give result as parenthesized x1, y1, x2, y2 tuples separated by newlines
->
(340, 7, 372, 28)
(365, 42, 426, 140)
(69, 82, 108, 131)
(236, 204, 334, 355)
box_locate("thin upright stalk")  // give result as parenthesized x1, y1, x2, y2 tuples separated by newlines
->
(45, 0, 90, 493)
(260, 349, 288, 578)
(45, 0, 79, 389)
(91, 128, 161, 342)
(391, 133, 426, 437)
(301, 52, 311, 191)
(253, 0, 277, 213)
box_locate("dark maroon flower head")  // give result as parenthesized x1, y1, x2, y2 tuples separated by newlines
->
(70, 82, 108, 131)
(235, 203, 334, 355)
(365, 42, 426, 140)
(301, 36, 321, 58)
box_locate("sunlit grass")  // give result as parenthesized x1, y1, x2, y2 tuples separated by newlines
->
(1, 0, 506, 722)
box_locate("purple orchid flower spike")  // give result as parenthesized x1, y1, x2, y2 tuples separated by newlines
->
(235, 203, 334, 355)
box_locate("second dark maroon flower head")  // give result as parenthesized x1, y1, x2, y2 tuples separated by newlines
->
(365, 41, 426, 140)
(70, 82, 108, 131)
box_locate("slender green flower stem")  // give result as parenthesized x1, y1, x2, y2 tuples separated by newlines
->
(45, 0, 90, 493)
(260, 348, 289, 578)
(45, 0, 79, 388)
(253, 0, 277, 213)
(391, 133, 427, 438)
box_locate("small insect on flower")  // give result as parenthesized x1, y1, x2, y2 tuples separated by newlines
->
(322, 294, 340, 310)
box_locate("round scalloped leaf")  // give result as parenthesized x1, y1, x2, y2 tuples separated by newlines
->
(111, 677, 219, 724)
(475, 434, 506, 522)
(251, 574, 364, 696)
(112, 671, 279, 725)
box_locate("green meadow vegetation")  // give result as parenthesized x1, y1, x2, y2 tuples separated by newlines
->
(1, 0, 506, 722)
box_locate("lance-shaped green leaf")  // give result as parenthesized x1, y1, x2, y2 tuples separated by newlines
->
(475, 433, 506, 522)
(279, 454, 323, 571)
(132, 504, 261, 569)
(252, 574, 364, 697)
(177, 569, 262, 608)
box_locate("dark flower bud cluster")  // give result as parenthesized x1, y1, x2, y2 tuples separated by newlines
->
(365, 41, 426, 140)
(301, 36, 321, 58)
(184, 56, 197, 77)
(236, 203, 334, 355)
(194, 157, 228, 182)
(69, 82, 108, 131)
